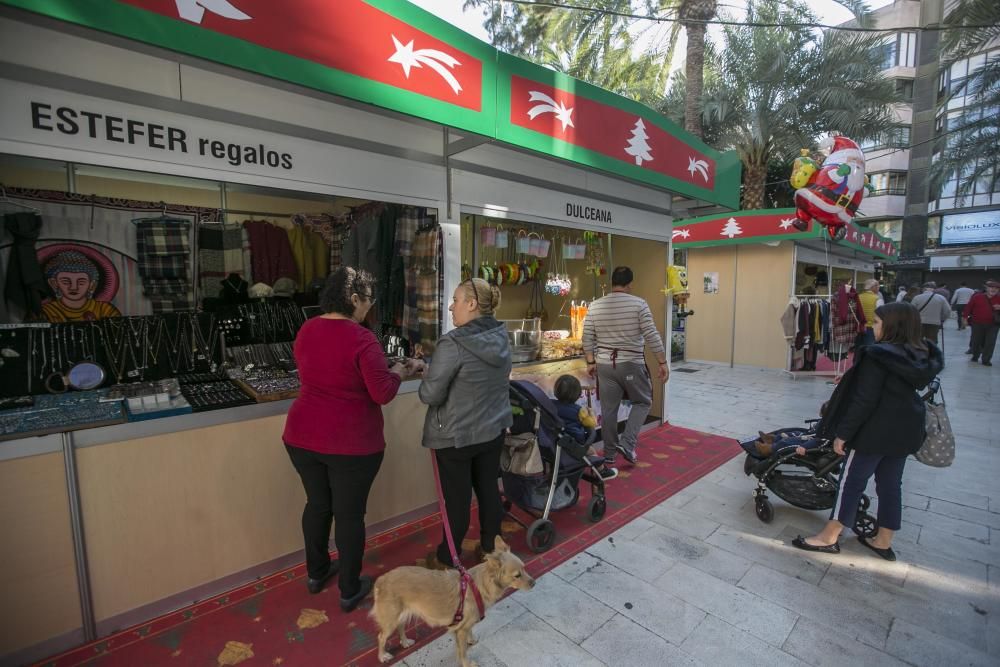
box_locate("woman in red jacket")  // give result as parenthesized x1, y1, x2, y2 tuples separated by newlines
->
(283, 267, 410, 610)
(965, 280, 1000, 366)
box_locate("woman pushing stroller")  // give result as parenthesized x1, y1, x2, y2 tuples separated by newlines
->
(792, 302, 943, 561)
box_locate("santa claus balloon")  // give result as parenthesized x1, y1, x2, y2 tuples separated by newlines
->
(791, 135, 870, 241)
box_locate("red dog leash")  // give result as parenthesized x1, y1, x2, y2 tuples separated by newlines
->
(430, 451, 486, 625)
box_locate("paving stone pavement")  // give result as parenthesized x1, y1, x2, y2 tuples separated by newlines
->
(401, 325, 999, 667)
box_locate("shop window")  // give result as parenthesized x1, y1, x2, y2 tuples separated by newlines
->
(0, 153, 443, 414)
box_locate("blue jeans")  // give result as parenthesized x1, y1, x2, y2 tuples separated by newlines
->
(831, 450, 906, 531)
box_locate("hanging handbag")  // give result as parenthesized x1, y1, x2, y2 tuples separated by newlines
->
(501, 405, 544, 475)
(914, 380, 954, 467)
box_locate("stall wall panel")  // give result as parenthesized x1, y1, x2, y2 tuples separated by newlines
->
(179, 66, 446, 157)
(610, 235, 668, 418)
(0, 17, 181, 99)
(0, 451, 82, 657)
(74, 394, 430, 622)
(684, 246, 737, 365)
(732, 243, 794, 369)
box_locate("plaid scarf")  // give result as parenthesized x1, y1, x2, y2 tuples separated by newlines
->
(135, 220, 194, 312)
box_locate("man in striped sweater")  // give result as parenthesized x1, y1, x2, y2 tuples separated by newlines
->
(583, 266, 668, 465)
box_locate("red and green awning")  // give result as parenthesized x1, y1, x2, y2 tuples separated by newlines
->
(0, 0, 740, 208)
(672, 209, 899, 259)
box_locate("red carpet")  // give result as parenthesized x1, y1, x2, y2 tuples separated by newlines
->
(38, 424, 737, 667)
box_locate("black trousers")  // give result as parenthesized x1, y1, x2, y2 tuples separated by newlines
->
(832, 450, 906, 531)
(285, 445, 383, 597)
(970, 323, 999, 363)
(434, 433, 505, 566)
(954, 304, 966, 329)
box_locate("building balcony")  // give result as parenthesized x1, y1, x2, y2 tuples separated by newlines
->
(859, 194, 906, 219)
(864, 150, 911, 172)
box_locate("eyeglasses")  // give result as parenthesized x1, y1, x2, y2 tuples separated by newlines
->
(357, 292, 376, 305)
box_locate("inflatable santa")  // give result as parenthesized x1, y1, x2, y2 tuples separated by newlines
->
(792, 135, 869, 241)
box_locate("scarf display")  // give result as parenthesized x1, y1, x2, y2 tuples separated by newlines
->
(3, 212, 50, 318)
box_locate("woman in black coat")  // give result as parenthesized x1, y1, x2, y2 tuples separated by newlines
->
(792, 302, 944, 561)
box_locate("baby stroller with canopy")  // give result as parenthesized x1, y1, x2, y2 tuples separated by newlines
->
(501, 380, 608, 553)
(737, 419, 879, 538)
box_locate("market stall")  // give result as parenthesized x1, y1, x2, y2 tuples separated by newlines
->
(671, 209, 897, 373)
(0, 1, 740, 662)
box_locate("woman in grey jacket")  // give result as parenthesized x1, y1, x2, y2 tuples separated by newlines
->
(417, 278, 513, 568)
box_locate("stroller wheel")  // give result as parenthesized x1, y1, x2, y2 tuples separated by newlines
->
(858, 494, 871, 511)
(526, 519, 556, 553)
(754, 498, 774, 523)
(587, 495, 607, 523)
(853, 512, 878, 538)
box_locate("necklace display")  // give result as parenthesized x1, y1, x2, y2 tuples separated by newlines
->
(1, 310, 293, 415)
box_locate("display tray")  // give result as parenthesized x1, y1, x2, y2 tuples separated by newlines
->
(0, 389, 127, 442)
(233, 378, 300, 403)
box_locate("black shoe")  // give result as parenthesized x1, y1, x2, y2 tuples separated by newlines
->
(306, 561, 339, 594)
(858, 536, 897, 561)
(984, 361, 993, 367)
(971, 357, 979, 362)
(791, 536, 840, 553)
(599, 466, 619, 480)
(617, 445, 638, 465)
(965, 349, 973, 354)
(340, 575, 374, 612)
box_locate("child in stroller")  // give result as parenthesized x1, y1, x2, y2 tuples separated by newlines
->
(554, 375, 619, 481)
(502, 379, 609, 553)
(738, 415, 879, 539)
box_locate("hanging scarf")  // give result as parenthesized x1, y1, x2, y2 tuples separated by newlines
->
(3, 212, 51, 317)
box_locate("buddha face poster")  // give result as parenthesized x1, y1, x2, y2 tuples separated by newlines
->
(38, 244, 122, 322)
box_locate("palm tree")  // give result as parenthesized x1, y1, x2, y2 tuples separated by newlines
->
(931, 0, 1000, 199)
(677, 0, 717, 138)
(463, 0, 678, 106)
(695, 0, 899, 210)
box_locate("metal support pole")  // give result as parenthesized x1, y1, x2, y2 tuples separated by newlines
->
(443, 128, 453, 220)
(63, 431, 97, 641)
(66, 162, 76, 194)
(730, 246, 739, 369)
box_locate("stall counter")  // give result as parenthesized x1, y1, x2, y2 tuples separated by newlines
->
(0, 383, 433, 659)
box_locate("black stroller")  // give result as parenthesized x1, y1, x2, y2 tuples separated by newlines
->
(738, 420, 879, 538)
(501, 380, 608, 553)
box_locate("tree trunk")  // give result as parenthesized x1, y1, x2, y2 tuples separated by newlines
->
(683, 22, 707, 139)
(742, 158, 768, 210)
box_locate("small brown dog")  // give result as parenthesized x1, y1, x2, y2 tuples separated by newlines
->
(371, 536, 535, 666)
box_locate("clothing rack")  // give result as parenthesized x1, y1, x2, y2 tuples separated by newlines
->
(783, 294, 839, 381)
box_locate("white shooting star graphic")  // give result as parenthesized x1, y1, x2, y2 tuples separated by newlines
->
(388, 35, 463, 95)
(174, 0, 251, 24)
(526, 91, 574, 131)
(672, 229, 691, 239)
(779, 218, 796, 230)
(687, 156, 710, 182)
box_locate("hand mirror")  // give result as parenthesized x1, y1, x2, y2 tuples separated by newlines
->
(45, 361, 107, 393)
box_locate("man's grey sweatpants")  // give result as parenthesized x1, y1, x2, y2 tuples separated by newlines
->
(597, 361, 653, 463)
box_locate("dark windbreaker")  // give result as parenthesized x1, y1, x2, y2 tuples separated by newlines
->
(819, 342, 944, 457)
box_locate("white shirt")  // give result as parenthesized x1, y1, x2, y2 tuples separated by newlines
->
(951, 286, 975, 305)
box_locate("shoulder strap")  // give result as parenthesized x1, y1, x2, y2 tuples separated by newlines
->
(917, 295, 933, 313)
